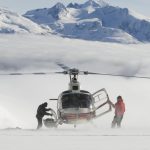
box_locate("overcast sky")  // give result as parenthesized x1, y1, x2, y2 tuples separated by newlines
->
(0, 0, 150, 17)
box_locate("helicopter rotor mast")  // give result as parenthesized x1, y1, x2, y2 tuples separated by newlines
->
(56, 63, 84, 92)
(56, 63, 79, 81)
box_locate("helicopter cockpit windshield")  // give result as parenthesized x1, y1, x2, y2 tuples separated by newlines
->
(61, 93, 92, 109)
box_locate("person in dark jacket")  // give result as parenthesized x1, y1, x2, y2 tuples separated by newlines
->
(36, 102, 52, 129)
(109, 96, 125, 128)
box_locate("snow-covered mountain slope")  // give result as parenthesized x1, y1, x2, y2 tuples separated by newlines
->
(24, 0, 150, 43)
(0, 8, 51, 34)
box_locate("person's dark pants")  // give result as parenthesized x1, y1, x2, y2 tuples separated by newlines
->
(112, 115, 123, 128)
(36, 116, 43, 130)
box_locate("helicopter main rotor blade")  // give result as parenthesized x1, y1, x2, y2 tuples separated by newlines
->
(0, 72, 56, 75)
(55, 71, 68, 74)
(56, 62, 71, 71)
(86, 72, 150, 79)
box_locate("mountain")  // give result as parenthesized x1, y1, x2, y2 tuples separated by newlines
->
(23, 0, 150, 43)
(24, 3, 68, 25)
(80, 0, 108, 8)
(0, 8, 51, 34)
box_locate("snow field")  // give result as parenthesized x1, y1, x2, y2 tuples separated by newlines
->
(0, 34, 150, 150)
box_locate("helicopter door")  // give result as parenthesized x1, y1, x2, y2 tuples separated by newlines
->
(92, 88, 112, 118)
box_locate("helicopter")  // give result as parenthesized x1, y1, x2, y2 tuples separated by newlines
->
(1, 62, 150, 128)
(45, 63, 112, 127)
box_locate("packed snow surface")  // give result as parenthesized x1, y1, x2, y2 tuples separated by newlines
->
(0, 128, 150, 150)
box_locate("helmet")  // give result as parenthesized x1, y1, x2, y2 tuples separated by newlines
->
(43, 102, 48, 107)
(117, 96, 122, 101)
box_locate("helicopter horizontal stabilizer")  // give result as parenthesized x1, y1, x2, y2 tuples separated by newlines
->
(49, 99, 58, 101)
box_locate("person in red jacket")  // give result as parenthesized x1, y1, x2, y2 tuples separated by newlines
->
(109, 96, 125, 128)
